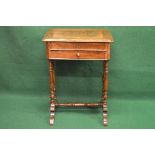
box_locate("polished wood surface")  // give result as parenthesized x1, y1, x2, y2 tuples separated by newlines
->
(103, 61, 109, 126)
(48, 60, 56, 125)
(55, 103, 102, 107)
(48, 50, 109, 60)
(46, 42, 110, 60)
(48, 42, 107, 50)
(43, 28, 113, 127)
(42, 28, 113, 42)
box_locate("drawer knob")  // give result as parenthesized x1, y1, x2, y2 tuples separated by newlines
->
(76, 53, 80, 57)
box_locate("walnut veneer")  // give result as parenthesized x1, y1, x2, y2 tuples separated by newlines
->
(42, 28, 113, 126)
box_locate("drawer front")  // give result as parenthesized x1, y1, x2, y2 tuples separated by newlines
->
(48, 42, 107, 51)
(48, 50, 109, 60)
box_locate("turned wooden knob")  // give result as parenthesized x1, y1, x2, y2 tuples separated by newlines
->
(76, 53, 80, 57)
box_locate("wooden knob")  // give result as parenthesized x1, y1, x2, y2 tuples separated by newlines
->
(76, 53, 80, 57)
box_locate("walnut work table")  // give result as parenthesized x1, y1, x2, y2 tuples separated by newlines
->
(42, 28, 113, 126)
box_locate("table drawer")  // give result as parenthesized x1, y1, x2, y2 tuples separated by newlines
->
(48, 42, 107, 51)
(48, 50, 109, 60)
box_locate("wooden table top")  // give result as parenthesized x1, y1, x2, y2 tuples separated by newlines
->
(42, 28, 113, 42)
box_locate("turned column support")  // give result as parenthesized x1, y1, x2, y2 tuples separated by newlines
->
(102, 60, 109, 126)
(48, 60, 56, 125)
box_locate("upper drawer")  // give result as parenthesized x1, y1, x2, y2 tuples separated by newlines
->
(48, 42, 107, 51)
(48, 50, 109, 60)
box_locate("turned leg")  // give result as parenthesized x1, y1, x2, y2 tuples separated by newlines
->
(102, 60, 109, 126)
(48, 60, 56, 126)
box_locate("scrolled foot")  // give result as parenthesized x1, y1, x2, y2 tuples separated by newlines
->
(50, 116, 54, 125)
(103, 112, 108, 126)
(103, 101, 108, 126)
(50, 104, 55, 126)
(103, 102, 108, 112)
(103, 119, 108, 126)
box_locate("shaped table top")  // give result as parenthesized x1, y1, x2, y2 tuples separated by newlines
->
(42, 28, 113, 42)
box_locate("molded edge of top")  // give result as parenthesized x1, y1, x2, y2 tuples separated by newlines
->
(42, 28, 114, 42)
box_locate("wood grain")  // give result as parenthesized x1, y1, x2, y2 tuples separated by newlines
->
(55, 103, 102, 107)
(48, 60, 56, 126)
(43, 28, 113, 127)
(42, 28, 113, 42)
(48, 42, 107, 51)
(103, 61, 109, 126)
(48, 50, 109, 60)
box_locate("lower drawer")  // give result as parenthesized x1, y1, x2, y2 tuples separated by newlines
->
(48, 50, 109, 60)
